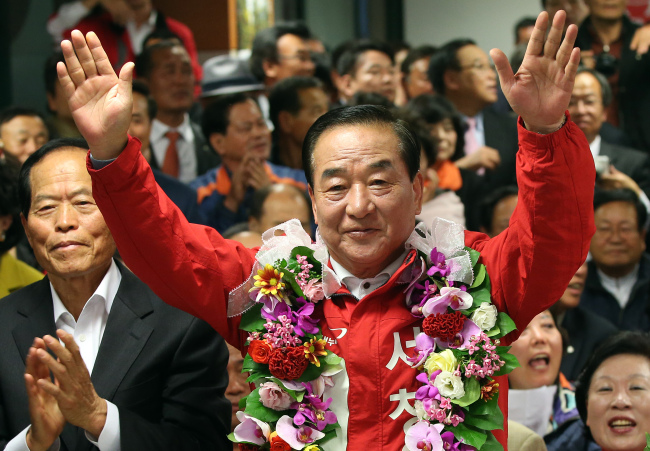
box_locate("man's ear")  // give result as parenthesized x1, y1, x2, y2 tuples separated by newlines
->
(339, 74, 356, 99)
(278, 110, 295, 134)
(262, 59, 279, 80)
(443, 69, 459, 92)
(413, 172, 424, 216)
(308, 185, 318, 225)
(209, 133, 226, 157)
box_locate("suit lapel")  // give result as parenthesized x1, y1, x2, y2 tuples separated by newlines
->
(91, 267, 154, 401)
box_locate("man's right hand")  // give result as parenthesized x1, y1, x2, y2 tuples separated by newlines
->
(25, 339, 65, 451)
(455, 146, 501, 171)
(58, 30, 134, 160)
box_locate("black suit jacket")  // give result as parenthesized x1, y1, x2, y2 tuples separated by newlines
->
(0, 262, 230, 451)
(599, 140, 650, 198)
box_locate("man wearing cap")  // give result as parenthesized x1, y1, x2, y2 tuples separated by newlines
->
(200, 55, 265, 107)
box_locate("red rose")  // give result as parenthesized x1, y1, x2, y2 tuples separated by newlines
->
(268, 347, 309, 380)
(248, 340, 272, 364)
(239, 444, 261, 451)
(423, 311, 466, 340)
(269, 434, 291, 451)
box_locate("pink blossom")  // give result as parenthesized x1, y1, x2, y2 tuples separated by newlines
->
(275, 415, 324, 449)
(233, 411, 270, 445)
(302, 279, 324, 302)
(259, 382, 294, 410)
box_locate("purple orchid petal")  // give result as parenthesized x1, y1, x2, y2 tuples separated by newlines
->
(276, 415, 325, 450)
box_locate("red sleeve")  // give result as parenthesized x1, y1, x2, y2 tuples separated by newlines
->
(87, 136, 253, 348)
(464, 114, 596, 344)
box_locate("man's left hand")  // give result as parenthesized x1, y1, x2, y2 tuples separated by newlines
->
(491, 10, 580, 134)
(36, 330, 108, 439)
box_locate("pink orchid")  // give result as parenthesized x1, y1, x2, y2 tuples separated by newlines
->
(233, 411, 270, 445)
(276, 415, 325, 450)
(405, 420, 445, 451)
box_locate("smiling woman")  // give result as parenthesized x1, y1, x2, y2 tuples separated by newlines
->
(575, 331, 650, 451)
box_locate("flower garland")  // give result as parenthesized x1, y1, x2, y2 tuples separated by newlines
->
(230, 220, 519, 451)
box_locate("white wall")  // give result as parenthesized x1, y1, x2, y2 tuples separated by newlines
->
(404, 0, 542, 57)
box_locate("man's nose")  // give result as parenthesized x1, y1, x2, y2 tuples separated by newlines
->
(345, 185, 374, 218)
(25, 139, 39, 155)
(55, 203, 79, 231)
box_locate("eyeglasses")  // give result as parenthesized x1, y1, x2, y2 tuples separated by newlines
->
(278, 52, 313, 63)
(457, 62, 495, 72)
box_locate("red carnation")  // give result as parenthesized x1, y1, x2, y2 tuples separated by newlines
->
(248, 340, 272, 364)
(268, 347, 309, 380)
(423, 311, 466, 340)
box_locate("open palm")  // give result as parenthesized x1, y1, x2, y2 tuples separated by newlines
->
(491, 11, 580, 133)
(58, 30, 134, 158)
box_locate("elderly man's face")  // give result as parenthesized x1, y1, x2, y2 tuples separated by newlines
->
(309, 123, 423, 279)
(147, 46, 194, 115)
(22, 149, 116, 281)
(569, 72, 607, 144)
(0, 115, 49, 164)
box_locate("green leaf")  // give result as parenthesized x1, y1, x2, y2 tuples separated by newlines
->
(471, 287, 491, 305)
(319, 427, 339, 444)
(481, 432, 505, 451)
(493, 351, 520, 376)
(452, 377, 481, 407)
(463, 412, 503, 431)
(246, 372, 269, 383)
(291, 246, 322, 273)
(244, 389, 286, 423)
(470, 264, 486, 288)
(446, 423, 487, 449)
(271, 378, 306, 401)
(296, 360, 325, 382)
(486, 325, 501, 338)
(493, 312, 517, 339)
(645, 432, 650, 450)
(239, 303, 266, 332)
(242, 353, 271, 375)
(239, 394, 249, 410)
(324, 351, 343, 366)
(472, 390, 500, 415)
(283, 271, 306, 299)
(467, 247, 480, 268)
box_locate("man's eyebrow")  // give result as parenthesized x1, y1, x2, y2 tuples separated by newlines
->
(32, 187, 92, 204)
(369, 160, 394, 170)
(321, 167, 345, 180)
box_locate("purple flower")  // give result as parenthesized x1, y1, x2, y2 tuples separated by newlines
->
(436, 319, 481, 350)
(293, 299, 319, 336)
(405, 420, 445, 451)
(293, 393, 337, 431)
(415, 370, 441, 400)
(427, 247, 451, 278)
(408, 333, 436, 367)
(276, 415, 325, 449)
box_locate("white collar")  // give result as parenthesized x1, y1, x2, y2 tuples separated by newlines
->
(51, 259, 121, 324)
(330, 250, 409, 299)
(151, 114, 193, 142)
(589, 135, 602, 158)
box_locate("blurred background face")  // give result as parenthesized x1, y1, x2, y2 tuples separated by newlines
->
(490, 194, 518, 237)
(147, 46, 194, 115)
(289, 87, 329, 146)
(347, 50, 396, 103)
(249, 185, 312, 235)
(226, 343, 250, 434)
(213, 99, 271, 165)
(268, 34, 315, 81)
(586, 353, 650, 451)
(0, 115, 49, 164)
(569, 72, 606, 144)
(509, 310, 563, 390)
(590, 201, 646, 277)
(405, 57, 434, 99)
(587, 0, 628, 21)
(557, 262, 588, 311)
(429, 118, 457, 162)
(128, 91, 152, 151)
(545, 0, 589, 29)
(452, 44, 497, 106)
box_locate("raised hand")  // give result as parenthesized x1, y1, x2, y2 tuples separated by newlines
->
(58, 30, 134, 159)
(36, 330, 107, 438)
(25, 339, 65, 451)
(490, 11, 580, 134)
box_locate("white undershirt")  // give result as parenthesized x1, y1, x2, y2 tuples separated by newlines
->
(597, 264, 640, 309)
(150, 115, 197, 183)
(5, 260, 122, 451)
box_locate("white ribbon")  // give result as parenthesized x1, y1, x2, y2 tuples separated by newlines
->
(227, 219, 341, 317)
(405, 218, 474, 285)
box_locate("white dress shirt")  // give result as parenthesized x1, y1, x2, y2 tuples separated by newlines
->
(125, 11, 157, 54)
(598, 264, 640, 309)
(6, 260, 123, 451)
(150, 115, 197, 183)
(323, 250, 409, 450)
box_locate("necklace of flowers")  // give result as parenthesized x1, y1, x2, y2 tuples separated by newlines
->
(229, 219, 519, 451)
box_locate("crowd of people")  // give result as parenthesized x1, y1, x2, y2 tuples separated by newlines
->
(2, 0, 650, 450)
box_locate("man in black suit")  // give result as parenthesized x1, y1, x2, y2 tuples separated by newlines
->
(0, 139, 230, 450)
(136, 40, 219, 183)
(569, 67, 650, 201)
(428, 39, 519, 190)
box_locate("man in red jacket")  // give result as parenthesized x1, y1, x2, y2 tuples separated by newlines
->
(55, 10, 594, 450)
